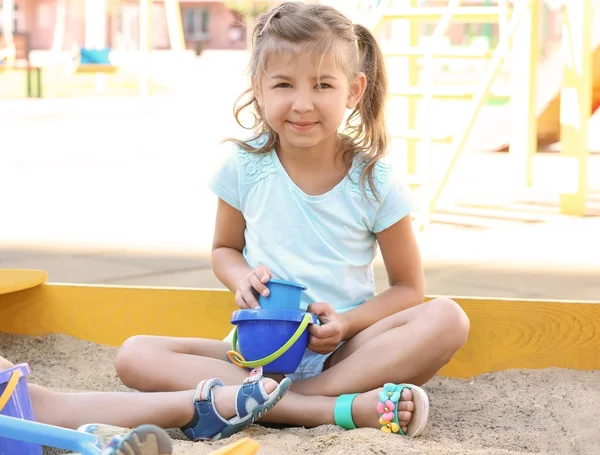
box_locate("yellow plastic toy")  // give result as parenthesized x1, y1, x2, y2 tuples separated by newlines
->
(209, 437, 260, 455)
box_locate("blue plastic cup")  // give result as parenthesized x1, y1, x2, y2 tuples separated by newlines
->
(0, 363, 43, 455)
(231, 309, 317, 373)
(259, 279, 307, 311)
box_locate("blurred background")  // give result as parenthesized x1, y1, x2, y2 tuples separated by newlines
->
(0, 0, 598, 301)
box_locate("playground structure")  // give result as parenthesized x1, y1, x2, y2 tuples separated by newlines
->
(358, 0, 597, 230)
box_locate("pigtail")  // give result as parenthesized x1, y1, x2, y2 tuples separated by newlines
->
(347, 23, 389, 199)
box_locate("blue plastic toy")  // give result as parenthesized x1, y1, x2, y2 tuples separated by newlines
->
(228, 279, 318, 373)
(0, 363, 115, 454)
(0, 414, 107, 455)
(258, 279, 307, 311)
(0, 363, 43, 455)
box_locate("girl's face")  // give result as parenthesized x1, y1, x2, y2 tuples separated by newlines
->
(255, 50, 366, 152)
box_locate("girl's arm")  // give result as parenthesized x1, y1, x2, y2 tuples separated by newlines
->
(211, 198, 253, 293)
(211, 198, 273, 309)
(341, 215, 425, 340)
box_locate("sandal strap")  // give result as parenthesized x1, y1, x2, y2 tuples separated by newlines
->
(181, 379, 228, 441)
(378, 383, 412, 436)
(334, 393, 359, 430)
(236, 379, 269, 419)
(195, 378, 224, 401)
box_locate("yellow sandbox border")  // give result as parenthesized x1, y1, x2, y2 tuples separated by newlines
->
(0, 279, 599, 379)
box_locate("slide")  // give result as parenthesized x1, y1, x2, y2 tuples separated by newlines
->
(468, 1, 600, 152)
(534, 44, 600, 148)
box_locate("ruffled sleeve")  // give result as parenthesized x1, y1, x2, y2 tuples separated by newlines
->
(372, 163, 414, 233)
(209, 146, 242, 210)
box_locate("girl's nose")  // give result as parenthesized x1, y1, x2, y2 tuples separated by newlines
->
(292, 92, 314, 113)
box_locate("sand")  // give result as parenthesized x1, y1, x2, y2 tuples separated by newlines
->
(1, 332, 599, 455)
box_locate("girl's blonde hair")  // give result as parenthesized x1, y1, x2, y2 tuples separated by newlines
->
(226, 1, 389, 196)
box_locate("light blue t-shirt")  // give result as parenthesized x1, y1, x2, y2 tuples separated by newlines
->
(209, 141, 414, 314)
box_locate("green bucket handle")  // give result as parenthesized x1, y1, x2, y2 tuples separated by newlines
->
(227, 313, 313, 369)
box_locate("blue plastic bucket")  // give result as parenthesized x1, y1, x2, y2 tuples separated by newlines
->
(230, 309, 317, 373)
(0, 363, 43, 455)
(259, 279, 307, 311)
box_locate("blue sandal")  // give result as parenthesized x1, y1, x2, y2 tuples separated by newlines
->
(181, 367, 291, 441)
(334, 383, 429, 437)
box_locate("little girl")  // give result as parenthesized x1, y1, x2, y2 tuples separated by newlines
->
(115, 1, 470, 438)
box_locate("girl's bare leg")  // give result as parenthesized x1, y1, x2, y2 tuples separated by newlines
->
(0, 355, 277, 431)
(116, 298, 468, 396)
(0, 356, 13, 370)
(114, 298, 467, 432)
(293, 297, 470, 396)
(248, 386, 415, 434)
(30, 380, 277, 430)
(5, 354, 409, 434)
(115, 337, 248, 392)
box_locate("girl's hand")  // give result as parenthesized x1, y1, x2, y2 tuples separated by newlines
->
(307, 302, 349, 354)
(235, 265, 272, 309)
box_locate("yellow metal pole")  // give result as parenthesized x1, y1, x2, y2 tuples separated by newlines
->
(559, 0, 592, 216)
(407, 0, 419, 178)
(139, 0, 152, 97)
(497, 0, 508, 43)
(508, 0, 538, 187)
(418, 0, 461, 230)
(164, 0, 185, 51)
(430, 1, 529, 212)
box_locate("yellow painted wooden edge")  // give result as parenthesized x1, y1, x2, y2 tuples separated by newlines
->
(0, 282, 599, 379)
(76, 64, 119, 74)
(0, 269, 48, 296)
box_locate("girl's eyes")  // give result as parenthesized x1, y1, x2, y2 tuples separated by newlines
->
(272, 83, 332, 89)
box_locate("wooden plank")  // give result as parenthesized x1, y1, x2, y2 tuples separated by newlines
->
(0, 284, 237, 346)
(0, 284, 599, 378)
(0, 269, 47, 296)
(438, 296, 600, 378)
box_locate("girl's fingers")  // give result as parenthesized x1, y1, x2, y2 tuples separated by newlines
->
(249, 273, 269, 298)
(240, 285, 260, 309)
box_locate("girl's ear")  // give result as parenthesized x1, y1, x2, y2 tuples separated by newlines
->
(346, 72, 367, 109)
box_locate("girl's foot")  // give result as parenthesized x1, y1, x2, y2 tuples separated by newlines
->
(354, 388, 415, 434)
(210, 377, 278, 419)
(182, 367, 292, 441)
(334, 383, 429, 437)
(101, 424, 172, 455)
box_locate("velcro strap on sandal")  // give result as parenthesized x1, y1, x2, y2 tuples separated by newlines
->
(235, 379, 269, 419)
(195, 379, 224, 402)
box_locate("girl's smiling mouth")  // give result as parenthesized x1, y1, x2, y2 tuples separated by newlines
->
(288, 121, 318, 130)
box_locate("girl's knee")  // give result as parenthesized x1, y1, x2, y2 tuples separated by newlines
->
(426, 297, 470, 349)
(114, 335, 157, 390)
